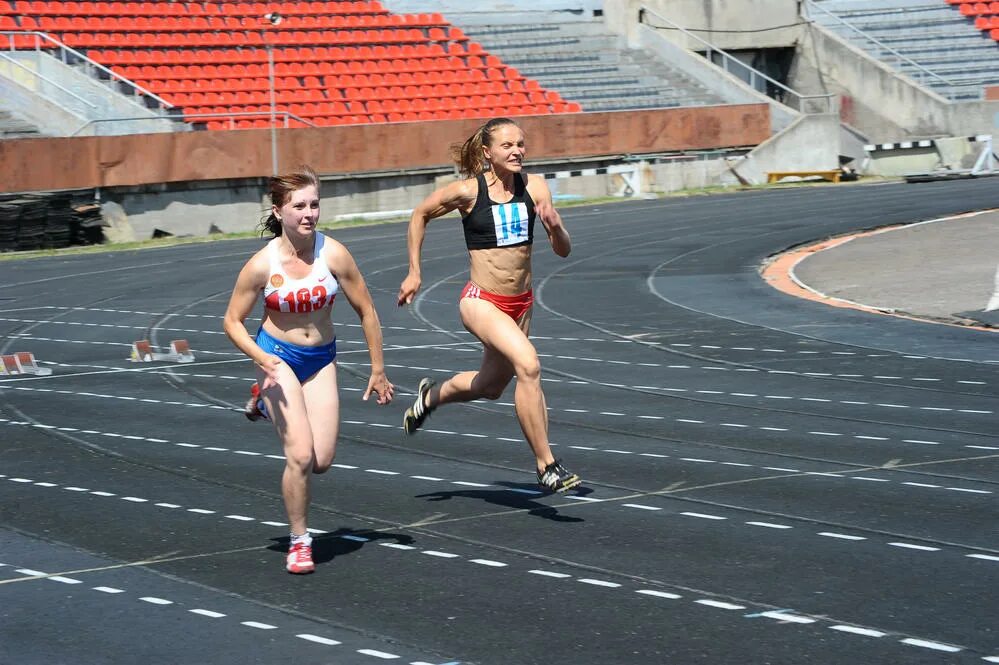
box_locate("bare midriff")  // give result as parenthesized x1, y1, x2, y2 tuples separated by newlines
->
(468, 245, 533, 295)
(260, 306, 336, 347)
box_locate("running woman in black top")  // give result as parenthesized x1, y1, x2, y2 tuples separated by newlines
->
(396, 117, 581, 493)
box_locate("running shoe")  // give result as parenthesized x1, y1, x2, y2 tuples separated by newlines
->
(286, 542, 315, 574)
(403, 378, 436, 435)
(537, 459, 581, 493)
(244, 383, 268, 422)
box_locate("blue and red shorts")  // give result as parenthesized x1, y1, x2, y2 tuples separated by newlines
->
(460, 281, 533, 322)
(255, 327, 337, 383)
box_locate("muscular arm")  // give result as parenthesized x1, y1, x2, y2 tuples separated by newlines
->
(330, 242, 394, 403)
(223, 253, 271, 366)
(528, 174, 571, 258)
(397, 178, 476, 305)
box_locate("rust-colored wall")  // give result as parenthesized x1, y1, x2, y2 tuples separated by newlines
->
(0, 105, 769, 193)
(986, 85, 999, 101)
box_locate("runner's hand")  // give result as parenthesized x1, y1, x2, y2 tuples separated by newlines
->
(397, 273, 421, 306)
(257, 354, 283, 388)
(363, 372, 395, 405)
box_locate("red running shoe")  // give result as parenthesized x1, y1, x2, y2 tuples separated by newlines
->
(244, 383, 268, 422)
(286, 542, 315, 574)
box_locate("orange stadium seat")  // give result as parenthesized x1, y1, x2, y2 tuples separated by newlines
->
(9, 0, 579, 127)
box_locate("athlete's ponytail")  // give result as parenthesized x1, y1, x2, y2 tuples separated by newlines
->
(259, 165, 321, 237)
(451, 117, 518, 180)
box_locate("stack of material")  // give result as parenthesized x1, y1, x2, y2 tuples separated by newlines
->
(44, 194, 75, 249)
(73, 202, 105, 246)
(13, 197, 47, 251)
(0, 200, 19, 252)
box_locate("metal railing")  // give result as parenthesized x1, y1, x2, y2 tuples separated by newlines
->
(799, 0, 966, 100)
(1, 30, 174, 111)
(638, 5, 837, 115)
(0, 50, 97, 109)
(72, 111, 317, 136)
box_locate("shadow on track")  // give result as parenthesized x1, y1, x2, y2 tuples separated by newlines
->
(415, 481, 594, 523)
(267, 528, 416, 565)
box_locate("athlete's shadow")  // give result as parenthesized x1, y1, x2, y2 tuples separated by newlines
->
(415, 481, 592, 523)
(267, 527, 416, 564)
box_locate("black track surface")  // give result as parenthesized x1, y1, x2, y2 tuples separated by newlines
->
(1, 179, 997, 665)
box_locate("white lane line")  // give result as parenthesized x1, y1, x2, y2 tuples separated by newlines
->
(818, 532, 866, 541)
(899, 638, 961, 653)
(421, 551, 459, 559)
(356, 649, 400, 659)
(746, 522, 792, 530)
(469, 559, 507, 567)
(93, 586, 125, 593)
(967, 554, 999, 562)
(528, 570, 571, 578)
(380, 543, 416, 551)
(190, 609, 226, 618)
(636, 589, 682, 599)
(695, 600, 745, 610)
(757, 611, 815, 624)
(623, 504, 662, 511)
(888, 543, 940, 552)
(296, 634, 341, 645)
(579, 579, 622, 588)
(49, 576, 82, 584)
(830, 625, 885, 638)
(681, 512, 726, 520)
(140, 597, 173, 605)
(241, 621, 277, 630)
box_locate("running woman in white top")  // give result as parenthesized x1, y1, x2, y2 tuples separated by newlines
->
(224, 165, 394, 574)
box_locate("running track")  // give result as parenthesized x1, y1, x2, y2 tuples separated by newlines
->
(1, 179, 997, 665)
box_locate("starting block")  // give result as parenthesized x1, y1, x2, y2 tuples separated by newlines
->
(130, 339, 195, 363)
(0, 352, 53, 376)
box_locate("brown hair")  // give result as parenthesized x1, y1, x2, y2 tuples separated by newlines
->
(259, 165, 320, 236)
(450, 117, 519, 179)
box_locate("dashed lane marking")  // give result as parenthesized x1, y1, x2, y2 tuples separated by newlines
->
(0, 560, 441, 663)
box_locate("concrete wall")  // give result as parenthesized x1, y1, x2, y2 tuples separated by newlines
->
(0, 56, 85, 135)
(0, 52, 174, 136)
(728, 112, 842, 185)
(604, 0, 800, 50)
(633, 22, 800, 133)
(790, 22, 953, 141)
(0, 105, 771, 193)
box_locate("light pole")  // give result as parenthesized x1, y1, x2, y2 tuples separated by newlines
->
(263, 11, 282, 176)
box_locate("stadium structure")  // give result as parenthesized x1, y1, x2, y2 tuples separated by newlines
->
(0, 0, 996, 245)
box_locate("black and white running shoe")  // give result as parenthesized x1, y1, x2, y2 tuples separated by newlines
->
(537, 459, 581, 493)
(403, 378, 436, 435)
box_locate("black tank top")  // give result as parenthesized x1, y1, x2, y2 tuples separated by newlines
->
(461, 173, 536, 250)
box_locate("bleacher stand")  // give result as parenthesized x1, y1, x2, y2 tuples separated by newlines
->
(0, 0, 581, 130)
(811, 0, 999, 101)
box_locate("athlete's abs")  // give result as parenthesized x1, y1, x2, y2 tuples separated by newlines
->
(468, 245, 532, 295)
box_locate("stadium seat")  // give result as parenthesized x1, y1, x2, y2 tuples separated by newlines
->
(7, 0, 577, 129)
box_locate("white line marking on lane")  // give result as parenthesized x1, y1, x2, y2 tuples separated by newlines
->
(636, 589, 682, 599)
(356, 649, 400, 659)
(190, 609, 226, 618)
(695, 600, 745, 610)
(829, 625, 885, 638)
(241, 621, 277, 630)
(140, 597, 173, 605)
(579, 579, 622, 588)
(296, 634, 341, 646)
(899, 638, 961, 653)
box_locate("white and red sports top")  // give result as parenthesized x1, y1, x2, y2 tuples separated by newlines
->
(262, 233, 339, 314)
